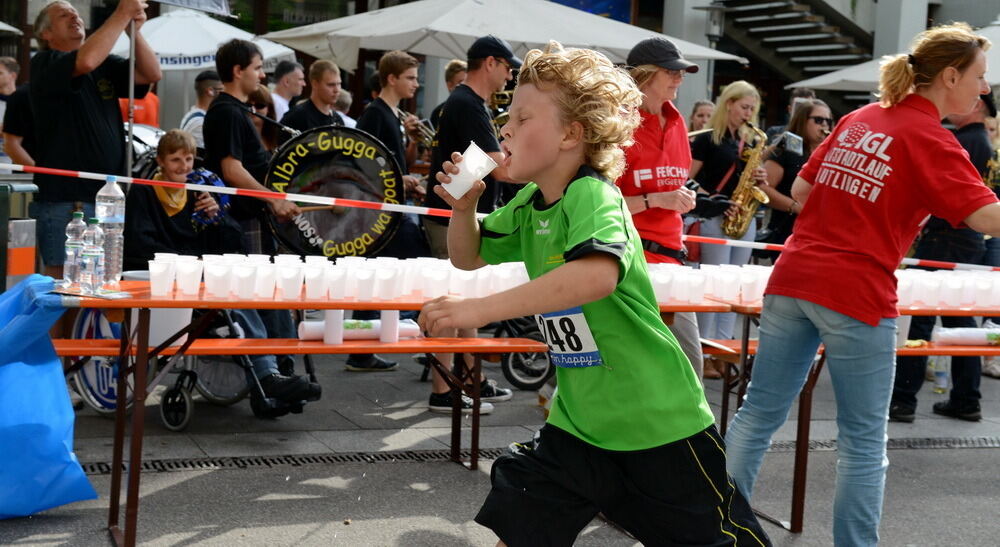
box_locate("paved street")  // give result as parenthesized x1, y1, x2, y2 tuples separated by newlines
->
(1, 352, 998, 546)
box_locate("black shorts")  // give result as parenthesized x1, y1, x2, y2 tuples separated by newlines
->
(475, 424, 770, 547)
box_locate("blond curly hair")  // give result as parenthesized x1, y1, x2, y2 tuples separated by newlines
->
(879, 22, 991, 108)
(516, 41, 642, 182)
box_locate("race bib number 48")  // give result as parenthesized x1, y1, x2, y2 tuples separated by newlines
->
(535, 307, 603, 368)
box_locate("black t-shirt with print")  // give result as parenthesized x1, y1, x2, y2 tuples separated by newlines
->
(356, 97, 406, 174)
(426, 84, 501, 225)
(204, 92, 271, 220)
(29, 50, 148, 202)
(277, 99, 342, 146)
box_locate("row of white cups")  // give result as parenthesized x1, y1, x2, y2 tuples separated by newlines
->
(146, 254, 1000, 308)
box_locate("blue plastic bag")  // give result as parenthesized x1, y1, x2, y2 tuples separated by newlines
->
(0, 274, 97, 519)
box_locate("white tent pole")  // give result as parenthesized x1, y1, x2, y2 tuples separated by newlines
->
(127, 19, 136, 177)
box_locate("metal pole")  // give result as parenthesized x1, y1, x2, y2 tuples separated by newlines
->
(127, 19, 135, 177)
(706, 40, 716, 101)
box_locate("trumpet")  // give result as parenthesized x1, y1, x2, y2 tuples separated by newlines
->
(396, 109, 435, 148)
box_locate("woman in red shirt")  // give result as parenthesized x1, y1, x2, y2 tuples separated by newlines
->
(725, 23, 1000, 547)
(617, 37, 702, 378)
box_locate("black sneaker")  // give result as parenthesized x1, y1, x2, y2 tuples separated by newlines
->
(259, 373, 322, 403)
(932, 400, 981, 422)
(888, 403, 915, 423)
(277, 355, 296, 377)
(345, 354, 399, 372)
(428, 391, 494, 414)
(479, 378, 513, 402)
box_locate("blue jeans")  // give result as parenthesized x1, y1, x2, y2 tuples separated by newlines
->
(29, 201, 96, 267)
(894, 229, 985, 408)
(725, 295, 896, 547)
(229, 309, 279, 379)
(697, 215, 755, 340)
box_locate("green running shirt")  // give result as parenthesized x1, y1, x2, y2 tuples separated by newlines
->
(480, 167, 715, 450)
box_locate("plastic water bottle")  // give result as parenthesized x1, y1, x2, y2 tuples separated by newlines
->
(61, 211, 86, 289)
(79, 218, 105, 295)
(931, 356, 950, 394)
(95, 175, 126, 289)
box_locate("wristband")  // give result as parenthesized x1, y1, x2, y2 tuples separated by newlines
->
(643, 194, 650, 210)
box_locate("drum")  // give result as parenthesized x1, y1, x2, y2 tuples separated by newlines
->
(264, 126, 404, 258)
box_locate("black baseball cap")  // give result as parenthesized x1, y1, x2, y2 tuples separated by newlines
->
(468, 35, 522, 68)
(627, 37, 699, 73)
(981, 93, 997, 118)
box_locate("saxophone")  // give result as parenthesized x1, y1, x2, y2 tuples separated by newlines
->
(721, 122, 770, 239)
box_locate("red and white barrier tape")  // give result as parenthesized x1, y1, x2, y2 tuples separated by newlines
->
(9, 164, 998, 272)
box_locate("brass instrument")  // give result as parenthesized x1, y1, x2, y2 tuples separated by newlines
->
(490, 90, 514, 136)
(395, 109, 435, 148)
(985, 147, 1000, 190)
(721, 122, 770, 239)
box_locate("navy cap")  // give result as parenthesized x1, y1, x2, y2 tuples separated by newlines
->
(981, 93, 997, 118)
(627, 37, 699, 73)
(468, 35, 522, 68)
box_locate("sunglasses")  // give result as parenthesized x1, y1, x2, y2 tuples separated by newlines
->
(252, 103, 269, 110)
(496, 58, 513, 73)
(809, 116, 834, 126)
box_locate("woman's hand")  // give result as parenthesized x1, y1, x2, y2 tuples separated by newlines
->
(433, 151, 486, 212)
(752, 166, 768, 186)
(650, 187, 696, 213)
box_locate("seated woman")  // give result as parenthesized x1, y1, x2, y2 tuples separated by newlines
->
(123, 129, 320, 411)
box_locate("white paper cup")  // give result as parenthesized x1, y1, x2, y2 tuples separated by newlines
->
(275, 254, 303, 265)
(441, 141, 498, 200)
(153, 253, 178, 263)
(305, 255, 331, 265)
(204, 263, 233, 297)
(247, 254, 271, 264)
(380, 310, 400, 342)
(374, 269, 400, 300)
(233, 265, 256, 299)
(324, 309, 345, 344)
(175, 260, 204, 295)
(326, 267, 347, 299)
(303, 266, 327, 299)
(355, 269, 376, 300)
(148, 260, 176, 297)
(278, 265, 305, 300)
(254, 264, 277, 299)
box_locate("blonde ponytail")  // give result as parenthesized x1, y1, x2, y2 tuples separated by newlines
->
(878, 22, 990, 108)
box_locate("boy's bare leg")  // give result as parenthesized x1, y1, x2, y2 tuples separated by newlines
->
(431, 327, 485, 393)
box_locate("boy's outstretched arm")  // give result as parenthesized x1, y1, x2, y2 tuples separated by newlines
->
(420, 253, 619, 336)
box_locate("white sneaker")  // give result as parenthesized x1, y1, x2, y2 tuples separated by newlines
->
(983, 356, 1000, 379)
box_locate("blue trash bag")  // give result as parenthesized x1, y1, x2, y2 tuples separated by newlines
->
(0, 274, 97, 519)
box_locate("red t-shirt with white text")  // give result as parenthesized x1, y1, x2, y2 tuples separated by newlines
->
(768, 94, 998, 325)
(618, 100, 690, 264)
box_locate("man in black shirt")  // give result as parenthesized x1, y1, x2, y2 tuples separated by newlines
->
(424, 35, 518, 258)
(423, 36, 519, 412)
(429, 59, 467, 130)
(890, 93, 994, 424)
(28, 0, 160, 278)
(278, 59, 342, 145)
(2, 83, 34, 166)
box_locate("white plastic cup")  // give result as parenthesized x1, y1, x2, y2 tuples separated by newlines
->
(203, 263, 233, 297)
(440, 141, 498, 200)
(254, 264, 277, 299)
(148, 260, 175, 297)
(278, 265, 305, 300)
(374, 269, 400, 300)
(324, 309, 345, 344)
(380, 310, 400, 342)
(233, 264, 256, 299)
(355, 269, 376, 300)
(201, 254, 225, 264)
(305, 255, 331, 265)
(153, 252, 178, 263)
(303, 266, 327, 299)
(326, 267, 347, 299)
(175, 260, 204, 295)
(247, 254, 271, 264)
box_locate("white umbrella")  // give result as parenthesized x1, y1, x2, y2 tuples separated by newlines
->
(112, 8, 295, 72)
(264, 0, 747, 72)
(788, 17, 1000, 91)
(0, 21, 22, 35)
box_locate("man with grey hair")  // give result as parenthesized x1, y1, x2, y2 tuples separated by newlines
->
(270, 60, 304, 121)
(334, 88, 356, 128)
(28, 0, 161, 281)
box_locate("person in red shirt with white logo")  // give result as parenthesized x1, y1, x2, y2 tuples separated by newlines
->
(617, 37, 703, 378)
(725, 23, 1000, 547)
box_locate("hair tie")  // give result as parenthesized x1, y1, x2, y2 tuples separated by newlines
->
(907, 54, 916, 66)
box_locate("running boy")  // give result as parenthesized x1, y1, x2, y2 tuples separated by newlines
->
(419, 42, 769, 546)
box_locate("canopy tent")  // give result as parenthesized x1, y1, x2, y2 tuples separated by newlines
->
(0, 21, 22, 35)
(788, 17, 1000, 91)
(112, 9, 296, 129)
(264, 0, 747, 72)
(154, 0, 231, 17)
